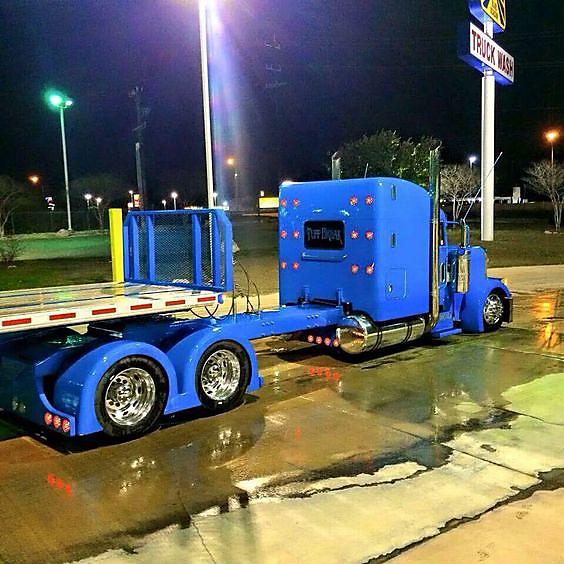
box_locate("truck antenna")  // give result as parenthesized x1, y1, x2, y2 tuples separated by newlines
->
(462, 152, 504, 222)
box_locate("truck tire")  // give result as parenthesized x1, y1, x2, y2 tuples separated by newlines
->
(196, 341, 250, 413)
(95, 356, 168, 439)
(483, 291, 505, 333)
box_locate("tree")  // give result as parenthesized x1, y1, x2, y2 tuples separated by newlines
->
(334, 130, 441, 187)
(0, 176, 27, 237)
(523, 161, 564, 232)
(441, 165, 480, 221)
(72, 174, 132, 230)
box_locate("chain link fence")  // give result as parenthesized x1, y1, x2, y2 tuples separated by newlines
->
(7, 210, 107, 235)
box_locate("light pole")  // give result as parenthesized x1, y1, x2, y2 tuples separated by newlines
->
(162, 199, 167, 210)
(28, 174, 47, 201)
(468, 155, 478, 170)
(545, 130, 560, 167)
(213, 192, 218, 207)
(47, 91, 74, 231)
(128, 190, 134, 206)
(226, 156, 240, 207)
(199, 0, 215, 209)
(95, 196, 103, 230)
(84, 194, 92, 229)
(171, 192, 178, 210)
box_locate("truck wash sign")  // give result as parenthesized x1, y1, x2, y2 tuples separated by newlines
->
(459, 22, 515, 85)
(469, 0, 507, 33)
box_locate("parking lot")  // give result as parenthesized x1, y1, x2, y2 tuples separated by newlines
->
(0, 270, 562, 563)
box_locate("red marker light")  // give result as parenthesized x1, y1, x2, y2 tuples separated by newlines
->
(292, 198, 300, 208)
(292, 261, 300, 271)
(44, 412, 53, 426)
(350, 196, 358, 206)
(62, 419, 71, 434)
(280, 261, 287, 270)
(365, 195, 374, 205)
(365, 231, 374, 240)
(315, 336, 323, 345)
(293, 230, 300, 239)
(53, 415, 62, 430)
(280, 230, 288, 239)
(351, 230, 359, 240)
(366, 264, 375, 275)
(280, 199, 287, 208)
(351, 264, 360, 275)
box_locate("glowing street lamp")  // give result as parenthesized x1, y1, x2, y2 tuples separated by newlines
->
(226, 157, 240, 206)
(171, 191, 178, 210)
(468, 155, 478, 170)
(128, 189, 134, 206)
(84, 194, 93, 229)
(545, 130, 560, 166)
(95, 197, 102, 207)
(162, 199, 167, 210)
(213, 191, 218, 207)
(46, 90, 74, 231)
(28, 174, 46, 200)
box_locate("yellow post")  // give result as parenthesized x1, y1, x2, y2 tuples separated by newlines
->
(109, 208, 125, 284)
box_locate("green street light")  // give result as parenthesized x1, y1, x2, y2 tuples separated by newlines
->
(45, 90, 74, 230)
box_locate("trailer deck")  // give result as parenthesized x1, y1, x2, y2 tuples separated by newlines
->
(0, 282, 220, 334)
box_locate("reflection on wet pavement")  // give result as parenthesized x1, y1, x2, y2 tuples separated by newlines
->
(0, 291, 561, 563)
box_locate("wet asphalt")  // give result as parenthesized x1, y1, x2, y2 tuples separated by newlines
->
(0, 287, 561, 563)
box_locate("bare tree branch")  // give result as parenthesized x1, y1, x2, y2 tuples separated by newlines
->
(0, 176, 26, 237)
(523, 161, 564, 232)
(440, 165, 480, 221)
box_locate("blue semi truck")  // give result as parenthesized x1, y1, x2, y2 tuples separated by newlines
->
(0, 156, 511, 439)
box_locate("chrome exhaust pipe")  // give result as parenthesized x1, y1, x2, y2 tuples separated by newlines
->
(428, 148, 441, 332)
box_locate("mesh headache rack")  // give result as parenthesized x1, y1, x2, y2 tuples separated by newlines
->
(0, 209, 234, 334)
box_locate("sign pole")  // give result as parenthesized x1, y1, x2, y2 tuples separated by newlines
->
(481, 19, 496, 242)
(199, 0, 215, 209)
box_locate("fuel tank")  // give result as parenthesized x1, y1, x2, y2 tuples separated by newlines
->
(336, 314, 426, 355)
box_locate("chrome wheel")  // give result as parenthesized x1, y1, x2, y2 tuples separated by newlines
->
(200, 350, 242, 402)
(484, 293, 504, 326)
(104, 368, 156, 427)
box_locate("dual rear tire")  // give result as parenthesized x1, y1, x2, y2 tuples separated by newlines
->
(95, 341, 250, 439)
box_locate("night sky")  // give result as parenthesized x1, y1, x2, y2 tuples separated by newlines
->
(0, 0, 562, 205)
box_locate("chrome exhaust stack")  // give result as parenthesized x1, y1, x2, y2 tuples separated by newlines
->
(336, 315, 426, 356)
(428, 148, 441, 332)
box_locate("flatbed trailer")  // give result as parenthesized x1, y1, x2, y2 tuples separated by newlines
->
(0, 282, 220, 334)
(0, 155, 512, 440)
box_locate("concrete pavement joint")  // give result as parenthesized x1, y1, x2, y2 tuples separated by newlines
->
(479, 344, 563, 361)
(367, 468, 564, 564)
(190, 520, 217, 564)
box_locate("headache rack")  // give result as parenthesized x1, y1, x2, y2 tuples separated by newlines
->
(0, 209, 234, 334)
(123, 209, 233, 292)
